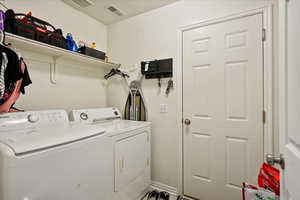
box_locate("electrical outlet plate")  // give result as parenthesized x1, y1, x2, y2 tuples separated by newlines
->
(160, 104, 168, 113)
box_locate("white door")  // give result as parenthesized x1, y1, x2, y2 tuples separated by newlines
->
(278, 0, 300, 199)
(183, 14, 264, 200)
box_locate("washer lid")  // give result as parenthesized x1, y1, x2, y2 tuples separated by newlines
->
(94, 120, 151, 136)
(0, 124, 105, 155)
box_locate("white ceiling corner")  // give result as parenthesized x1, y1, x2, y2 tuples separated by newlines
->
(62, 0, 180, 25)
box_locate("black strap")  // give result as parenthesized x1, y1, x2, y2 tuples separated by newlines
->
(15, 13, 57, 31)
(19, 58, 32, 94)
(10, 106, 24, 112)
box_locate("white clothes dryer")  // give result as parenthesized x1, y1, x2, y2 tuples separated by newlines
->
(70, 107, 151, 200)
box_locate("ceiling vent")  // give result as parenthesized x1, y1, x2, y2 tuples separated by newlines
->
(107, 6, 124, 16)
(71, 0, 94, 8)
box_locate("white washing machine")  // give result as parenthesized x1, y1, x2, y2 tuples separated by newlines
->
(0, 110, 114, 200)
(70, 107, 151, 200)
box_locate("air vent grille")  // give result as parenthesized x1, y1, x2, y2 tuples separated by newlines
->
(71, 0, 94, 8)
(107, 6, 124, 16)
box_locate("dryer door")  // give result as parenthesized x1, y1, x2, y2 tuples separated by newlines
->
(115, 131, 150, 193)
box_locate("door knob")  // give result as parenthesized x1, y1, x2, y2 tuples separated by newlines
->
(184, 119, 191, 125)
(266, 154, 285, 170)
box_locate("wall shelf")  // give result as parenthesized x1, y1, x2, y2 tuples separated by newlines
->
(5, 32, 118, 83)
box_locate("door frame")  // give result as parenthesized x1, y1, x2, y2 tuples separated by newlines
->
(277, 0, 287, 198)
(176, 6, 274, 195)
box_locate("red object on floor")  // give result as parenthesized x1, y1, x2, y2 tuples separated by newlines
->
(258, 163, 280, 195)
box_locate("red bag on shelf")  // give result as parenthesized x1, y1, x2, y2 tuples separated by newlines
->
(258, 163, 280, 195)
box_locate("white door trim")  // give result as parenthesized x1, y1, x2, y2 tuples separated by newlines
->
(278, 0, 287, 198)
(278, 0, 287, 156)
(176, 6, 274, 195)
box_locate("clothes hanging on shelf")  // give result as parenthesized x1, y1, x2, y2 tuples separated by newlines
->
(0, 31, 32, 113)
(1, 46, 31, 93)
(19, 58, 32, 94)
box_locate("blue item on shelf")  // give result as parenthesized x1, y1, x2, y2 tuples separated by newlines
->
(66, 33, 78, 52)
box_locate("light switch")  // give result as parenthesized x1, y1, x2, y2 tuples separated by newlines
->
(160, 104, 168, 113)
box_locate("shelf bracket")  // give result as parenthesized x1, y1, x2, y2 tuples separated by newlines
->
(50, 56, 61, 84)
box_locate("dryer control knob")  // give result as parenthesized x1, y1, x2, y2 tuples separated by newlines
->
(28, 114, 39, 123)
(80, 112, 88, 120)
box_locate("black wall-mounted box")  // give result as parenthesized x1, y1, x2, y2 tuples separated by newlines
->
(141, 58, 173, 79)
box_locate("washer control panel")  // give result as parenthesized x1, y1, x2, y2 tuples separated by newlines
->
(70, 107, 121, 123)
(0, 110, 69, 129)
(80, 112, 89, 121)
(28, 114, 39, 123)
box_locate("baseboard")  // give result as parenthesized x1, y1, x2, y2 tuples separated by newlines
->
(150, 181, 179, 199)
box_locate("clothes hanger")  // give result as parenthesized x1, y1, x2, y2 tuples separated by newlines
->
(104, 69, 115, 79)
(104, 68, 129, 80)
(116, 69, 129, 78)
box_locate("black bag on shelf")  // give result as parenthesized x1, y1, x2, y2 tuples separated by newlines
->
(4, 9, 66, 49)
(78, 46, 106, 60)
(49, 29, 66, 49)
(4, 9, 35, 40)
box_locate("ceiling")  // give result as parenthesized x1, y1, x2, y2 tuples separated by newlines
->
(62, 0, 180, 25)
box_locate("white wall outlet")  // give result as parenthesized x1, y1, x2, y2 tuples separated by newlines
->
(160, 104, 168, 113)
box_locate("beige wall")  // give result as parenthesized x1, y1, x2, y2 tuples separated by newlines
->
(107, 0, 278, 191)
(3, 0, 109, 111)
